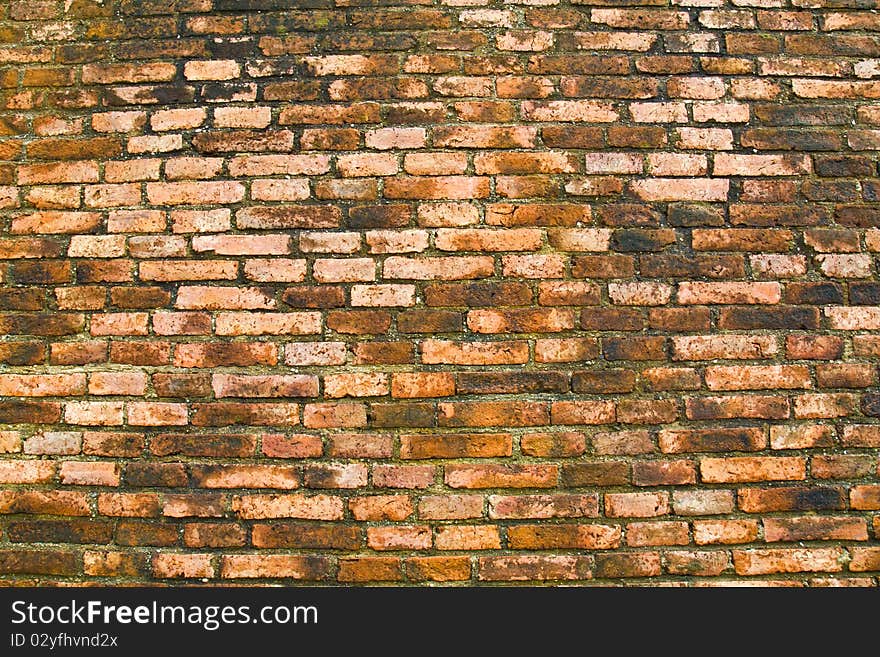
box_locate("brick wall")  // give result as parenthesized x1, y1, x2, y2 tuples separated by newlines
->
(1, 0, 879, 586)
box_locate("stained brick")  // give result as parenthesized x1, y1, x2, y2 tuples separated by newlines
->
(2, 0, 877, 587)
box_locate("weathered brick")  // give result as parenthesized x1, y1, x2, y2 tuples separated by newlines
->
(605, 492, 669, 518)
(337, 557, 401, 583)
(739, 487, 846, 513)
(701, 456, 806, 483)
(508, 524, 620, 550)
(445, 464, 557, 489)
(694, 519, 760, 546)
(765, 517, 868, 543)
(594, 552, 662, 578)
(733, 548, 845, 576)
(626, 521, 689, 547)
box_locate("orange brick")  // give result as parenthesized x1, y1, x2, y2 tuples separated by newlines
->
(59, 461, 119, 486)
(338, 557, 401, 583)
(445, 464, 557, 489)
(508, 524, 620, 550)
(605, 492, 669, 518)
(221, 555, 330, 580)
(701, 456, 806, 483)
(407, 556, 471, 582)
(694, 519, 760, 545)
(626, 521, 689, 547)
(3, 4, 879, 588)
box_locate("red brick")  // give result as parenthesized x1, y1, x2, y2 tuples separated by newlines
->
(184, 523, 246, 549)
(617, 400, 678, 425)
(174, 342, 277, 370)
(445, 464, 557, 489)
(338, 558, 401, 583)
(701, 457, 806, 483)
(59, 461, 120, 486)
(83, 551, 147, 577)
(632, 460, 696, 486)
(520, 432, 586, 457)
(626, 521, 689, 547)
(2, 3, 878, 587)
(384, 176, 490, 200)
(421, 340, 528, 365)
(262, 434, 323, 459)
(439, 401, 549, 428)
(0, 373, 85, 397)
(705, 365, 811, 391)
(418, 495, 484, 520)
(694, 519, 760, 545)
(407, 557, 471, 582)
(605, 492, 669, 518)
(0, 490, 89, 516)
(373, 465, 435, 489)
(594, 552, 662, 578)
(191, 403, 299, 427)
(12, 211, 101, 235)
(672, 335, 777, 361)
(252, 522, 359, 550)
(153, 552, 214, 578)
(231, 494, 343, 521)
(810, 454, 876, 479)
(384, 256, 493, 281)
(303, 403, 367, 429)
(188, 455, 296, 486)
(350, 495, 413, 521)
(367, 525, 432, 551)
(764, 517, 868, 542)
(849, 546, 880, 574)
(550, 401, 616, 426)
(686, 395, 790, 420)
(508, 524, 620, 550)
(739, 486, 846, 513)
(401, 433, 511, 459)
(212, 374, 318, 399)
(488, 494, 597, 520)
(770, 425, 834, 450)
(851, 486, 880, 510)
(221, 555, 330, 580)
(64, 401, 124, 426)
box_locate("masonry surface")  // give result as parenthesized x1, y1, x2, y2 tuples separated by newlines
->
(0, 0, 878, 586)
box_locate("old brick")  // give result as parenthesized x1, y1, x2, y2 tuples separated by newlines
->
(2, 1, 878, 587)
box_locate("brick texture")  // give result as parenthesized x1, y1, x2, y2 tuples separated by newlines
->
(0, 0, 878, 587)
